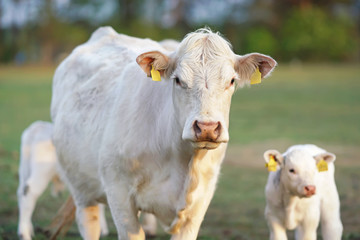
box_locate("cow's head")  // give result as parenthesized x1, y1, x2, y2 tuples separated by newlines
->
(137, 29, 276, 150)
(263, 149, 336, 198)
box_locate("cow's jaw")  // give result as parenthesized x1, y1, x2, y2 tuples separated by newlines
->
(191, 141, 221, 150)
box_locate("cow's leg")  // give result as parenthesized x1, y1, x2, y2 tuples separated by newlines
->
(319, 186, 342, 240)
(18, 166, 55, 240)
(17, 186, 36, 240)
(99, 204, 109, 236)
(76, 205, 101, 240)
(142, 213, 157, 236)
(267, 218, 288, 240)
(101, 162, 145, 240)
(295, 224, 317, 240)
(296, 214, 319, 240)
(105, 186, 145, 240)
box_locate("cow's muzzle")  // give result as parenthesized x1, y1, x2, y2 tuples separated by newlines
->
(191, 121, 225, 149)
(193, 121, 221, 142)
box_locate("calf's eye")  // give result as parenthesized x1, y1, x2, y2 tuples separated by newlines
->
(230, 78, 235, 85)
(289, 169, 296, 174)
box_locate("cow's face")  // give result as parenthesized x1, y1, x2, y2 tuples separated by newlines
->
(264, 149, 336, 198)
(137, 29, 276, 150)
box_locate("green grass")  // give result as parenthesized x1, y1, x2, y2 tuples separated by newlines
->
(0, 64, 359, 239)
(229, 64, 360, 146)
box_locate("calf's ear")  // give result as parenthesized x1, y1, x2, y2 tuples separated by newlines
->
(263, 149, 284, 165)
(136, 51, 171, 78)
(314, 152, 336, 164)
(235, 53, 277, 85)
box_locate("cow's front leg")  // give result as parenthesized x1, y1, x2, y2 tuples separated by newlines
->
(295, 210, 319, 240)
(76, 205, 101, 240)
(268, 219, 288, 240)
(101, 163, 145, 240)
(105, 183, 145, 240)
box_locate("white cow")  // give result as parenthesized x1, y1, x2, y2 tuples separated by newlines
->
(263, 144, 343, 240)
(17, 121, 109, 240)
(51, 26, 277, 240)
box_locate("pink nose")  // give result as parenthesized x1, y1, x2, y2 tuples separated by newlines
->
(304, 185, 316, 196)
(193, 121, 221, 142)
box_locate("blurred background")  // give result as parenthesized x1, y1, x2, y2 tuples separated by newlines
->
(0, 0, 360, 239)
(1, 0, 360, 64)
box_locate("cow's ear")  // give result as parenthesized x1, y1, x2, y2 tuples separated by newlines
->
(234, 53, 277, 84)
(264, 149, 283, 166)
(136, 51, 170, 77)
(314, 152, 336, 164)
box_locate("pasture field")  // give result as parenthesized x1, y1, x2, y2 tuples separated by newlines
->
(0, 64, 359, 240)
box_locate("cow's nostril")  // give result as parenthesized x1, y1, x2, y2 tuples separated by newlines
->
(214, 122, 221, 137)
(194, 120, 202, 137)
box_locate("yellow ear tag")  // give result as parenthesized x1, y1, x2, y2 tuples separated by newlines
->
(150, 65, 161, 82)
(317, 159, 328, 172)
(265, 155, 277, 172)
(250, 67, 261, 85)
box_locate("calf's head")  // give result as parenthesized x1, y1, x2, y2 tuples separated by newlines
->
(264, 149, 336, 198)
(137, 29, 276, 150)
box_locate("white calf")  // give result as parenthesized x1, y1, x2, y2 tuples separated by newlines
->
(264, 144, 343, 240)
(17, 121, 109, 240)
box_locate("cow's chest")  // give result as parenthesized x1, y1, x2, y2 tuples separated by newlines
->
(129, 149, 219, 232)
(130, 157, 189, 228)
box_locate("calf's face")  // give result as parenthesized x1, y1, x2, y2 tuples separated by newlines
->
(264, 149, 336, 198)
(137, 30, 276, 149)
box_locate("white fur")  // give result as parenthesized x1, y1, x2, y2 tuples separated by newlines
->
(264, 144, 343, 240)
(51, 26, 276, 240)
(17, 121, 109, 240)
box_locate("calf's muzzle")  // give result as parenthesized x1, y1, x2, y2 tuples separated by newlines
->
(304, 185, 316, 197)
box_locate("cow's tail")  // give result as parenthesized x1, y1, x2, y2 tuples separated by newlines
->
(46, 196, 76, 239)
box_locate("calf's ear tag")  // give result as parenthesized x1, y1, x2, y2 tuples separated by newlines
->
(265, 155, 277, 172)
(317, 159, 328, 172)
(150, 65, 161, 81)
(250, 67, 261, 85)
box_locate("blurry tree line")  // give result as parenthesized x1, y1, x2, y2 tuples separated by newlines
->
(0, 0, 359, 64)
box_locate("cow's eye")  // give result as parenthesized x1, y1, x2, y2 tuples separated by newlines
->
(230, 78, 235, 85)
(174, 77, 181, 86)
(289, 169, 296, 174)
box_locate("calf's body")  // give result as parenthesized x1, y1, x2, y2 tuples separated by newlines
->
(264, 144, 343, 240)
(17, 121, 108, 240)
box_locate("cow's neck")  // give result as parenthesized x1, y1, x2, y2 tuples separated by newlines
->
(168, 148, 207, 233)
(167, 145, 226, 234)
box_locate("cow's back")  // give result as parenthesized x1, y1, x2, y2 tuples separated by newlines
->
(50, 27, 174, 202)
(51, 26, 168, 153)
(52, 27, 162, 121)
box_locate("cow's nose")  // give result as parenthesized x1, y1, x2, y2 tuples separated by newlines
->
(304, 185, 316, 196)
(193, 121, 221, 142)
